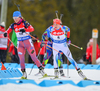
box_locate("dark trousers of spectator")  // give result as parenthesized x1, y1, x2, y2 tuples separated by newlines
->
(39, 55, 44, 63)
(28, 55, 33, 63)
(82, 54, 91, 64)
(10, 47, 20, 64)
(0, 50, 7, 63)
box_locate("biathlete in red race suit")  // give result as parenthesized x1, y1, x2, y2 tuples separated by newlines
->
(42, 18, 88, 80)
(3, 11, 47, 79)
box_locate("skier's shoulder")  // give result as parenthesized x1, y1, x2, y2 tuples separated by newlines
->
(9, 23, 15, 29)
(22, 20, 30, 28)
(61, 25, 70, 31)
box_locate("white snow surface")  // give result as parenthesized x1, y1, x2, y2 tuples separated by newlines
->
(0, 68, 100, 91)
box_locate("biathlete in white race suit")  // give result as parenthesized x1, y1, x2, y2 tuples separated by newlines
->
(42, 18, 88, 80)
(3, 11, 47, 79)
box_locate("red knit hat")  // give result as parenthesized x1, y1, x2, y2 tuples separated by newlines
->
(53, 19, 61, 25)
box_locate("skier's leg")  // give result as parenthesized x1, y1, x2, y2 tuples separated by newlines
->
(42, 43, 52, 66)
(17, 41, 27, 79)
(62, 44, 87, 80)
(52, 43, 60, 78)
(26, 39, 47, 76)
(57, 51, 65, 76)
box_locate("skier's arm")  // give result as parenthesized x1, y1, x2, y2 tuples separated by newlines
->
(65, 26, 70, 40)
(64, 26, 71, 46)
(42, 28, 51, 42)
(6, 24, 14, 34)
(3, 24, 14, 37)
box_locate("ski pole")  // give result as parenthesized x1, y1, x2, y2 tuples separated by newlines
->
(28, 63, 35, 75)
(70, 43, 83, 50)
(66, 59, 70, 78)
(55, 11, 59, 19)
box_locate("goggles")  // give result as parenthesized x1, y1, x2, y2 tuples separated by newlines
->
(13, 17, 19, 19)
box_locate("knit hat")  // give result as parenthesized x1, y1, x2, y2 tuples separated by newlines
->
(0, 22, 5, 27)
(89, 38, 93, 42)
(53, 18, 61, 25)
(13, 11, 21, 17)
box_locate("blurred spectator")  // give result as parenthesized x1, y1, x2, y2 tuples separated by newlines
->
(8, 43, 19, 63)
(96, 57, 100, 65)
(8, 29, 19, 63)
(82, 42, 90, 64)
(39, 43, 46, 63)
(0, 22, 9, 63)
(85, 38, 100, 64)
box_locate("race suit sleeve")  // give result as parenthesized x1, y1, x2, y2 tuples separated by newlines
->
(23, 21, 34, 32)
(64, 26, 70, 39)
(42, 29, 48, 41)
(25, 25, 34, 32)
(6, 24, 13, 34)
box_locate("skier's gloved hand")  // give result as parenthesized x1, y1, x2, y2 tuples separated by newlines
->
(4, 33, 7, 37)
(19, 29, 25, 33)
(48, 37, 52, 41)
(67, 38, 71, 47)
(40, 42, 45, 48)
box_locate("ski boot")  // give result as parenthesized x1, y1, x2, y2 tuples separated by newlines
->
(59, 69, 65, 76)
(21, 69, 27, 79)
(38, 66, 47, 77)
(77, 68, 88, 80)
(54, 68, 59, 78)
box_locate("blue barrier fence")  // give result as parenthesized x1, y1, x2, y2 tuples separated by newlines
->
(0, 78, 100, 87)
(0, 63, 100, 87)
(1, 63, 100, 69)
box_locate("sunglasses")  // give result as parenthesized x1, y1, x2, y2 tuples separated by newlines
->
(13, 17, 19, 19)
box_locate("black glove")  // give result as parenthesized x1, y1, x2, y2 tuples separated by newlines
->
(19, 29, 25, 33)
(4, 33, 7, 37)
(40, 42, 45, 48)
(48, 37, 51, 41)
(67, 38, 71, 47)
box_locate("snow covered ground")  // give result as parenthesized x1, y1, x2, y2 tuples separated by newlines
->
(0, 68, 100, 91)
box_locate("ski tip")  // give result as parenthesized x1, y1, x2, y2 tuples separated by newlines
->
(84, 78, 92, 81)
(50, 77, 61, 80)
(21, 77, 27, 79)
